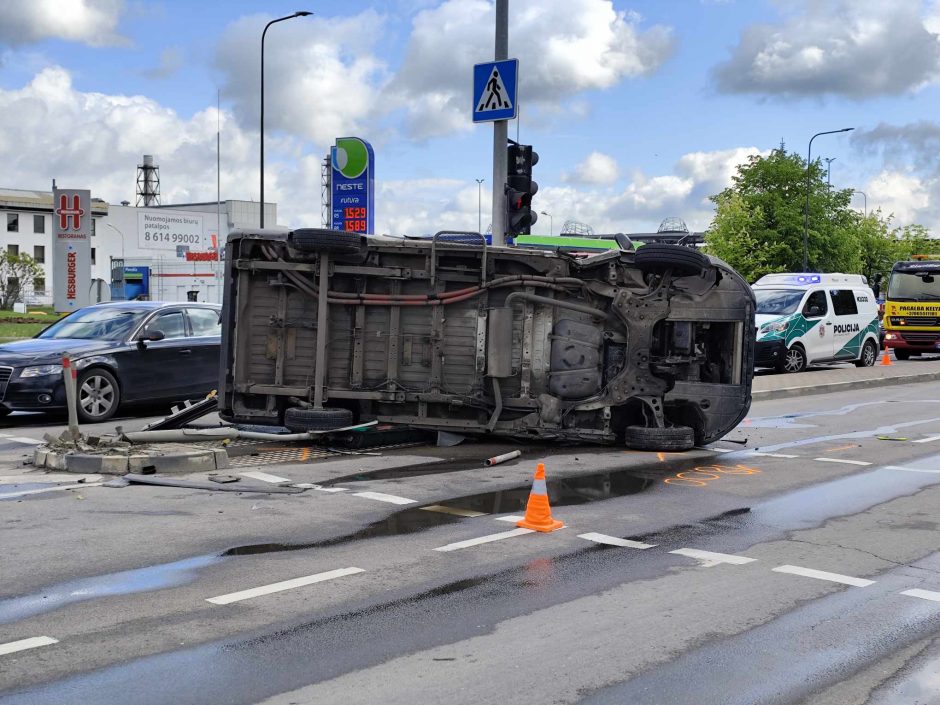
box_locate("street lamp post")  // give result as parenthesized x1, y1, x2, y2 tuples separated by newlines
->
(540, 211, 553, 236)
(803, 128, 854, 270)
(105, 222, 126, 259)
(824, 157, 836, 186)
(475, 178, 485, 234)
(260, 11, 312, 229)
(853, 190, 868, 217)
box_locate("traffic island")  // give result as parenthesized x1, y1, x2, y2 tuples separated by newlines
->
(33, 440, 229, 475)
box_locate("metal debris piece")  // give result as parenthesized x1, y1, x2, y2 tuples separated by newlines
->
(124, 473, 305, 493)
(209, 474, 240, 484)
(484, 449, 522, 467)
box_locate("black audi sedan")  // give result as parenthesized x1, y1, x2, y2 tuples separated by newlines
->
(0, 301, 222, 422)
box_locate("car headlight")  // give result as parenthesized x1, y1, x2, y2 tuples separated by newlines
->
(759, 321, 789, 334)
(20, 364, 64, 378)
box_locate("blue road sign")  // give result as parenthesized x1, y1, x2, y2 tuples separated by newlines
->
(473, 59, 518, 123)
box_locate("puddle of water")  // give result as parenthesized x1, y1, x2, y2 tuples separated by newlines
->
(0, 482, 58, 496)
(225, 470, 661, 556)
(869, 647, 940, 704)
(0, 554, 221, 625)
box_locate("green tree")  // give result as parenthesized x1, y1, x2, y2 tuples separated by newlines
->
(0, 252, 42, 310)
(704, 149, 862, 279)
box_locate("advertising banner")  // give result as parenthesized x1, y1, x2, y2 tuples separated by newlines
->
(330, 137, 375, 234)
(138, 212, 206, 252)
(52, 188, 92, 312)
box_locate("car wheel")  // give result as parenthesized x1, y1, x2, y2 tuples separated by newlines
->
(778, 345, 807, 373)
(624, 424, 695, 452)
(894, 349, 911, 361)
(634, 243, 709, 277)
(76, 368, 120, 423)
(0, 408, 11, 418)
(284, 406, 354, 432)
(855, 339, 878, 367)
(290, 228, 362, 255)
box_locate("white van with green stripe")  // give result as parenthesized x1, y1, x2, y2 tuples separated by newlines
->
(753, 273, 880, 373)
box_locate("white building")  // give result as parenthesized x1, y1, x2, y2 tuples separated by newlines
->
(0, 188, 279, 305)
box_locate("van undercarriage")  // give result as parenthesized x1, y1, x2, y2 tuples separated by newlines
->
(219, 230, 755, 451)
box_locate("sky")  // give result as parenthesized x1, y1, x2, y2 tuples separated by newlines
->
(2, 0, 940, 238)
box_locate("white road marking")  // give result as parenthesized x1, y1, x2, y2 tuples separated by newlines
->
(749, 452, 799, 459)
(420, 505, 487, 518)
(913, 435, 940, 444)
(293, 483, 349, 492)
(494, 515, 525, 522)
(772, 564, 874, 587)
(711, 448, 734, 453)
(239, 471, 293, 484)
(814, 457, 872, 466)
(0, 482, 103, 500)
(353, 491, 416, 505)
(901, 588, 940, 602)
(887, 466, 940, 474)
(7, 437, 44, 445)
(206, 567, 365, 605)
(670, 548, 756, 567)
(0, 636, 58, 656)
(434, 527, 534, 552)
(578, 532, 656, 549)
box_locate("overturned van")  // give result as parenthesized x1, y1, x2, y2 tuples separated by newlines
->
(218, 230, 755, 451)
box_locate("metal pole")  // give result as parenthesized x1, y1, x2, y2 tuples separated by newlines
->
(62, 356, 80, 443)
(491, 0, 508, 246)
(475, 178, 484, 234)
(853, 190, 868, 217)
(825, 157, 835, 186)
(540, 211, 552, 236)
(260, 12, 312, 229)
(803, 128, 853, 271)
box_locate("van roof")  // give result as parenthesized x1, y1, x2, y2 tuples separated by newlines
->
(752, 273, 869, 288)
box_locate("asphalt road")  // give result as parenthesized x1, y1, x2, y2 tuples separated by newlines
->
(3, 381, 940, 704)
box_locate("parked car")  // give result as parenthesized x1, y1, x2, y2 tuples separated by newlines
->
(219, 229, 756, 452)
(0, 301, 222, 422)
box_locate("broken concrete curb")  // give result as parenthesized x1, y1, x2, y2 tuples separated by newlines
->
(33, 447, 229, 475)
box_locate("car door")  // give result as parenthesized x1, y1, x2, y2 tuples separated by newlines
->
(184, 307, 223, 395)
(119, 308, 193, 402)
(830, 288, 862, 360)
(800, 289, 834, 362)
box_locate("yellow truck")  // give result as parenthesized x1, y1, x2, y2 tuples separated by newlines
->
(883, 255, 940, 359)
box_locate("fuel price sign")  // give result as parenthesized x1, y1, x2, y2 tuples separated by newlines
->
(330, 137, 375, 234)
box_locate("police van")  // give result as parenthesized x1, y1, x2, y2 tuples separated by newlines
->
(753, 273, 881, 372)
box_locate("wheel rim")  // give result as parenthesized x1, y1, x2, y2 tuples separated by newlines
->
(784, 349, 804, 372)
(863, 343, 876, 366)
(79, 375, 115, 418)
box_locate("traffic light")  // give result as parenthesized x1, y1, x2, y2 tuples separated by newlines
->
(506, 142, 539, 234)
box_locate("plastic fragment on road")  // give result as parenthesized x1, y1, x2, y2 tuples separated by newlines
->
(877, 436, 909, 441)
(485, 450, 522, 466)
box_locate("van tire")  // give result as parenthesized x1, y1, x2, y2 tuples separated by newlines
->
(291, 229, 362, 255)
(855, 339, 878, 367)
(634, 244, 709, 277)
(284, 406, 354, 432)
(778, 344, 807, 373)
(624, 424, 695, 451)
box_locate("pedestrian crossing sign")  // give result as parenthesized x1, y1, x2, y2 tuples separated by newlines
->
(473, 59, 518, 123)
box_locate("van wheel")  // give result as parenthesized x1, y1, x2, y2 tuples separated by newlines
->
(634, 243, 709, 277)
(855, 339, 878, 367)
(290, 229, 362, 255)
(624, 425, 695, 452)
(779, 344, 807, 373)
(894, 349, 911, 361)
(284, 407, 354, 432)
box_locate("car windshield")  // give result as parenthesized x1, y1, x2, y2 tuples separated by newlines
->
(37, 308, 150, 341)
(887, 271, 940, 301)
(755, 289, 804, 315)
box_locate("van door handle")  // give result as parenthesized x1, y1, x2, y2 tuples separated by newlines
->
(178, 349, 192, 355)
(825, 321, 832, 325)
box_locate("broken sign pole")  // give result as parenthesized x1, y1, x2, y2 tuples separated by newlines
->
(62, 356, 80, 443)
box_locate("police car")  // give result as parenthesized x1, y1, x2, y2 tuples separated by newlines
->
(753, 273, 881, 372)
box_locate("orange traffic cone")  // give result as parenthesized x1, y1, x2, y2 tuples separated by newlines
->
(517, 463, 564, 532)
(880, 341, 893, 366)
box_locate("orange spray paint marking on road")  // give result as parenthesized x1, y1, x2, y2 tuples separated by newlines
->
(664, 464, 761, 488)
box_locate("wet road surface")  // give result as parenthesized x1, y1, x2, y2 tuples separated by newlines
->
(3, 383, 940, 703)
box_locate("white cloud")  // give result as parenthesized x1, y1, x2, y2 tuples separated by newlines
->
(0, 0, 128, 48)
(143, 47, 184, 80)
(866, 171, 931, 224)
(712, 0, 940, 98)
(214, 11, 389, 146)
(565, 151, 620, 185)
(387, 0, 675, 138)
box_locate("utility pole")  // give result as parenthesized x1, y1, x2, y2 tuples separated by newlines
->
(490, 0, 508, 246)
